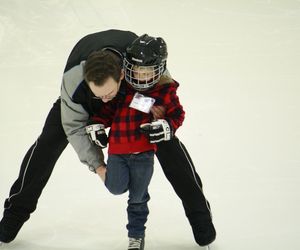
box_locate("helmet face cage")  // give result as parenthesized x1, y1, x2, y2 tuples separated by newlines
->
(124, 58, 166, 91)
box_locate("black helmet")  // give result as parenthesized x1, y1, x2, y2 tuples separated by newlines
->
(124, 34, 168, 91)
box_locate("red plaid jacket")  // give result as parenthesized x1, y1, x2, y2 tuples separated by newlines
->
(92, 77, 185, 154)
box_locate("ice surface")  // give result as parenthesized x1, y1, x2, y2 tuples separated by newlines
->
(0, 1, 300, 249)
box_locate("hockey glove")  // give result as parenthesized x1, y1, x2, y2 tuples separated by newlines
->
(140, 119, 173, 143)
(85, 123, 108, 148)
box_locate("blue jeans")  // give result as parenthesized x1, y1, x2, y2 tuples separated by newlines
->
(105, 151, 154, 238)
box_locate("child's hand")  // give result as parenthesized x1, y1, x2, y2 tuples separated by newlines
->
(85, 123, 108, 148)
(150, 105, 166, 120)
(140, 119, 173, 143)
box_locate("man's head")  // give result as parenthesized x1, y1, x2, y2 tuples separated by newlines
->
(84, 50, 124, 102)
(124, 34, 168, 91)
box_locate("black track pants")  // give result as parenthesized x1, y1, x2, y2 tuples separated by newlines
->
(3, 100, 211, 224)
(156, 137, 212, 222)
(3, 98, 68, 220)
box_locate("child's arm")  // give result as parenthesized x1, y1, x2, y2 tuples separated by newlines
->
(140, 82, 185, 143)
(91, 101, 116, 128)
(86, 101, 116, 148)
(163, 84, 185, 133)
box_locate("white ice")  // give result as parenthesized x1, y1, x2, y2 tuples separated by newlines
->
(0, 1, 300, 250)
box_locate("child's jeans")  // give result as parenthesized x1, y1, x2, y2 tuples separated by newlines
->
(105, 150, 154, 238)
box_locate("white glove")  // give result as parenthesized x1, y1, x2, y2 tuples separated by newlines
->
(140, 119, 173, 143)
(85, 123, 108, 148)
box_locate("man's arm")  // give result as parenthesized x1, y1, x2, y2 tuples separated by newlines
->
(60, 62, 105, 172)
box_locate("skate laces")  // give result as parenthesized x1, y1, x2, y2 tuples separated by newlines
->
(128, 237, 143, 249)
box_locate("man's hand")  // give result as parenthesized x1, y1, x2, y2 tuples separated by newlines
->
(95, 165, 106, 182)
(85, 123, 108, 148)
(140, 119, 173, 143)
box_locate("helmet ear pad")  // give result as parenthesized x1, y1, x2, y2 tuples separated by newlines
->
(124, 34, 168, 91)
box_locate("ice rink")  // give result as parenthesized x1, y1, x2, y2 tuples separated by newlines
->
(0, 1, 299, 249)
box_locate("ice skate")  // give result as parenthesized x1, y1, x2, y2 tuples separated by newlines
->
(128, 237, 144, 250)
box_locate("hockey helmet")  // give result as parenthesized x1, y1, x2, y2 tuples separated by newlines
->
(124, 34, 168, 91)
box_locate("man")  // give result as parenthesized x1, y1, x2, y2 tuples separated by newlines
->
(0, 30, 216, 247)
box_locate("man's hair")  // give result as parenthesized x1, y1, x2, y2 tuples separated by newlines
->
(84, 50, 122, 86)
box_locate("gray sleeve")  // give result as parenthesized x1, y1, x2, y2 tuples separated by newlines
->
(60, 62, 105, 172)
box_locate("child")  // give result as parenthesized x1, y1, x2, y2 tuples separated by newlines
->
(86, 34, 185, 250)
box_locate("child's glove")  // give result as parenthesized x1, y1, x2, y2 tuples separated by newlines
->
(85, 123, 108, 148)
(140, 119, 173, 143)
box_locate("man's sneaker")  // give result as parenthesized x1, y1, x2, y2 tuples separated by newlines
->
(128, 237, 144, 250)
(0, 215, 27, 243)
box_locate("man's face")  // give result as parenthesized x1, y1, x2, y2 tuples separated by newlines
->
(88, 76, 121, 103)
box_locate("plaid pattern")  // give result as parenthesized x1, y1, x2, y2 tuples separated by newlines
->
(92, 80, 185, 154)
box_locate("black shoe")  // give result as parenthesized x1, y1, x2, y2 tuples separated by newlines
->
(128, 237, 145, 250)
(0, 214, 27, 243)
(190, 219, 216, 246)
